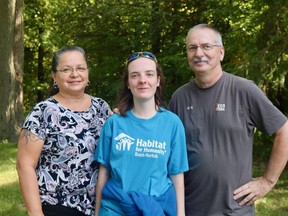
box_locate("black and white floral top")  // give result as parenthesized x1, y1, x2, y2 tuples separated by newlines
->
(22, 96, 110, 215)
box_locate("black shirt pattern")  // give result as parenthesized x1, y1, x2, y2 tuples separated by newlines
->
(23, 97, 110, 215)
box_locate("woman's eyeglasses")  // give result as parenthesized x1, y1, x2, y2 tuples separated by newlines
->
(126, 52, 157, 65)
(57, 67, 88, 74)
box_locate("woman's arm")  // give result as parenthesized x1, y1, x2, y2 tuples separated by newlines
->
(16, 129, 45, 216)
(95, 164, 110, 216)
(170, 173, 185, 216)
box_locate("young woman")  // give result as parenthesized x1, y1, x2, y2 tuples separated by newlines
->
(94, 52, 188, 216)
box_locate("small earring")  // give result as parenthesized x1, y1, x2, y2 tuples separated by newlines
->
(53, 81, 58, 89)
(87, 81, 90, 86)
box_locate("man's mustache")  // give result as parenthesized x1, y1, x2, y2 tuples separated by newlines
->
(193, 57, 209, 63)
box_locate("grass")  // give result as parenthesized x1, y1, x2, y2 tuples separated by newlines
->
(0, 142, 287, 215)
(0, 142, 27, 216)
(253, 162, 288, 215)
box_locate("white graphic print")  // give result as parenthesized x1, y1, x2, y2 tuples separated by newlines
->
(135, 139, 167, 159)
(215, 103, 225, 111)
(186, 106, 194, 110)
(115, 133, 135, 151)
(114, 133, 167, 159)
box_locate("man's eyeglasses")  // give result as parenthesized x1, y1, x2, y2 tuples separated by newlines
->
(126, 52, 157, 65)
(187, 44, 222, 53)
(57, 67, 88, 74)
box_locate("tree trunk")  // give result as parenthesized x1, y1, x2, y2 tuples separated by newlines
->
(0, 0, 24, 142)
(37, 30, 45, 102)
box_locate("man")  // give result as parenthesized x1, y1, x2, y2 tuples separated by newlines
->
(168, 23, 288, 215)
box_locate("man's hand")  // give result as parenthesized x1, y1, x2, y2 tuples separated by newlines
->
(233, 176, 274, 206)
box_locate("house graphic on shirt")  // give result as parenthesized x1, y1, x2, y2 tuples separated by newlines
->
(114, 133, 135, 151)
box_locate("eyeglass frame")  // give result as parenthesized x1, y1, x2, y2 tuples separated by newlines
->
(186, 43, 222, 53)
(125, 52, 158, 65)
(56, 66, 88, 74)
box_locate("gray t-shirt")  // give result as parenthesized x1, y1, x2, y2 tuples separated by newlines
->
(168, 72, 287, 216)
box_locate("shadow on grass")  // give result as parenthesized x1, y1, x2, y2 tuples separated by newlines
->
(277, 206, 288, 215)
(256, 203, 288, 216)
(255, 167, 288, 216)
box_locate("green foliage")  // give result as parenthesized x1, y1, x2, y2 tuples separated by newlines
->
(253, 130, 274, 160)
(22, 0, 288, 108)
(22, 0, 288, 149)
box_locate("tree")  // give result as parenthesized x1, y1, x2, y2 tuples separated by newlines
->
(22, 0, 288, 116)
(23, 0, 52, 112)
(0, 0, 24, 142)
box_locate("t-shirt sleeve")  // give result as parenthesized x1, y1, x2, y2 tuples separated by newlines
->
(94, 118, 112, 171)
(168, 90, 179, 114)
(167, 114, 189, 175)
(245, 81, 287, 135)
(22, 103, 46, 140)
(92, 96, 111, 120)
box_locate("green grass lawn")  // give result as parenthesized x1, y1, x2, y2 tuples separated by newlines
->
(0, 142, 287, 215)
(0, 143, 27, 216)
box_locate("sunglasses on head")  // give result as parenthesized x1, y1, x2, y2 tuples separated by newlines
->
(126, 52, 157, 65)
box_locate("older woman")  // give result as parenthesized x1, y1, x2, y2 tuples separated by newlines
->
(16, 46, 110, 216)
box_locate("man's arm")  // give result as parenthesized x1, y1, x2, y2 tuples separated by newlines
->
(233, 121, 288, 206)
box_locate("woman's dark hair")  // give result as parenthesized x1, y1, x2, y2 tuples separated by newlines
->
(51, 46, 87, 73)
(49, 46, 87, 96)
(117, 58, 165, 116)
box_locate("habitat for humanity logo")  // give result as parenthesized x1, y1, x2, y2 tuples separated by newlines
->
(115, 133, 135, 151)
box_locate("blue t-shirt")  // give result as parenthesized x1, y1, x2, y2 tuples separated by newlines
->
(94, 108, 188, 214)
